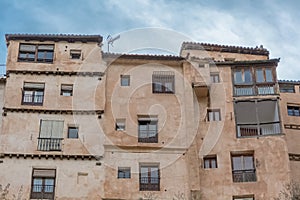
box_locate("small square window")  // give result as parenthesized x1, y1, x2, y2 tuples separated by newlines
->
(207, 109, 221, 121)
(61, 84, 73, 96)
(68, 127, 79, 139)
(204, 155, 217, 168)
(70, 50, 81, 59)
(121, 75, 130, 86)
(210, 73, 220, 83)
(118, 167, 131, 179)
(233, 195, 254, 200)
(116, 119, 126, 131)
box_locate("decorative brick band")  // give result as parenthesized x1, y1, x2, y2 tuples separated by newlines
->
(289, 154, 300, 161)
(284, 124, 300, 130)
(3, 107, 104, 118)
(0, 153, 103, 161)
(7, 70, 104, 77)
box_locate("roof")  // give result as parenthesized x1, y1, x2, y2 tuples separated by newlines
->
(181, 42, 269, 56)
(102, 52, 184, 61)
(5, 33, 103, 43)
(278, 80, 300, 84)
(214, 58, 280, 66)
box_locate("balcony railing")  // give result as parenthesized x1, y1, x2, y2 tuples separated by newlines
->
(140, 177, 160, 191)
(232, 169, 256, 182)
(234, 83, 276, 96)
(138, 131, 158, 143)
(22, 94, 44, 105)
(31, 184, 55, 199)
(37, 138, 63, 151)
(237, 122, 281, 137)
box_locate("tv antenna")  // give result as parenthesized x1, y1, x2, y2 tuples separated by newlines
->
(107, 34, 120, 52)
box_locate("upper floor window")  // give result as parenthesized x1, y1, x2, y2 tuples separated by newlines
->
(231, 153, 256, 183)
(115, 119, 126, 131)
(30, 169, 56, 200)
(70, 49, 81, 59)
(68, 126, 79, 139)
(138, 116, 158, 143)
(61, 84, 73, 96)
(287, 106, 300, 116)
(120, 75, 130, 86)
(233, 67, 276, 96)
(152, 71, 175, 94)
(233, 196, 254, 200)
(140, 164, 160, 191)
(118, 167, 131, 179)
(204, 155, 217, 169)
(279, 84, 295, 93)
(18, 44, 54, 63)
(210, 73, 220, 83)
(207, 109, 221, 121)
(38, 120, 64, 151)
(22, 82, 45, 106)
(235, 100, 281, 137)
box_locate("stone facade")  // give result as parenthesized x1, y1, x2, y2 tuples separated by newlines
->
(0, 34, 298, 200)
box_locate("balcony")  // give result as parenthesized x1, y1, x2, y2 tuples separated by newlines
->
(31, 184, 55, 199)
(234, 83, 276, 96)
(233, 169, 256, 182)
(237, 122, 281, 137)
(139, 177, 160, 191)
(37, 138, 63, 151)
(22, 94, 44, 105)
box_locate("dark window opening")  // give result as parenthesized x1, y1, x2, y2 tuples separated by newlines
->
(231, 154, 256, 183)
(210, 73, 220, 83)
(139, 165, 160, 191)
(207, 109, 221, 121)
(30, 169, 56, 200)
(61, 84, 73, 96)
(279, 84, 295, 93)
(22, 82, 45, 106)
(121, 75, 130, 86)
(288, 106, 300, 116)
(152, 71, 175, 93)
(18, 44, 54, 63)
(68, 127, 79, 139)
(115, 119, 126, 131)
(70, 50, 81, 59)
(204, 155, 217, 168)
(138, 118, 158, 143)
(118, 167, 131, 179)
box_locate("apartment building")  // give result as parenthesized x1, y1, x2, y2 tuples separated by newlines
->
(0, 34, 297, 200)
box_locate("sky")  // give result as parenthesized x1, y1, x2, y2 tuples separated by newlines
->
(0, 0, 299, 80)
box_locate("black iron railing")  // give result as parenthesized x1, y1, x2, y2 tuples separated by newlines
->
(37, 138, 63, 151)
(232, 169, 256, 182)
(22, 94, 44, 105)
(31, 184, 55, 199)
(139, 177, 160, 191)
(138, 131, 158, 143)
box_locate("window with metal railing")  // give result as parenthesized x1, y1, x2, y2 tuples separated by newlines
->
(138, 117, 158, 143)
(233, 67, 276, 96)
(231, 154, 256, 183)
(30, 169, 56, 200)
(152, 71, 175, 94)
(234, 100, 281, 137)
(139, 165, 160, 191)
(38, 120, 64, 151)
(22, 82, 45, 106)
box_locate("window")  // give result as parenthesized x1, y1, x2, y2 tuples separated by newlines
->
(118, 167, 131, 179)
(152, 71, 175, 93)
(115, 119, 126, 131)
(234, 69, 252, 84)
(139, 164, 160, 191)
(210, 73, 220, 83)
(231, 153, 256, 182)
(207, 109, 221, 121)
(288, 106, 300, 116)
(68, 126, 79, 139)
(256, 68, 273, 83)
(70, 49, 81, 59)
(38, 120, 64, 151)
(233, 195, 254, 200)
(22, 82, 45, 106)
(279, 84, 295, 93)
(138, 116, 158, 143)
(18, 43, 54, 63)
(233, 67, 275, 96)
(204, 155, 217, 168)
(120, 75, 130, 86)
(30, 169, 56, 199)
(61, 84, 73, 96)
(235, 100, 281, 137)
